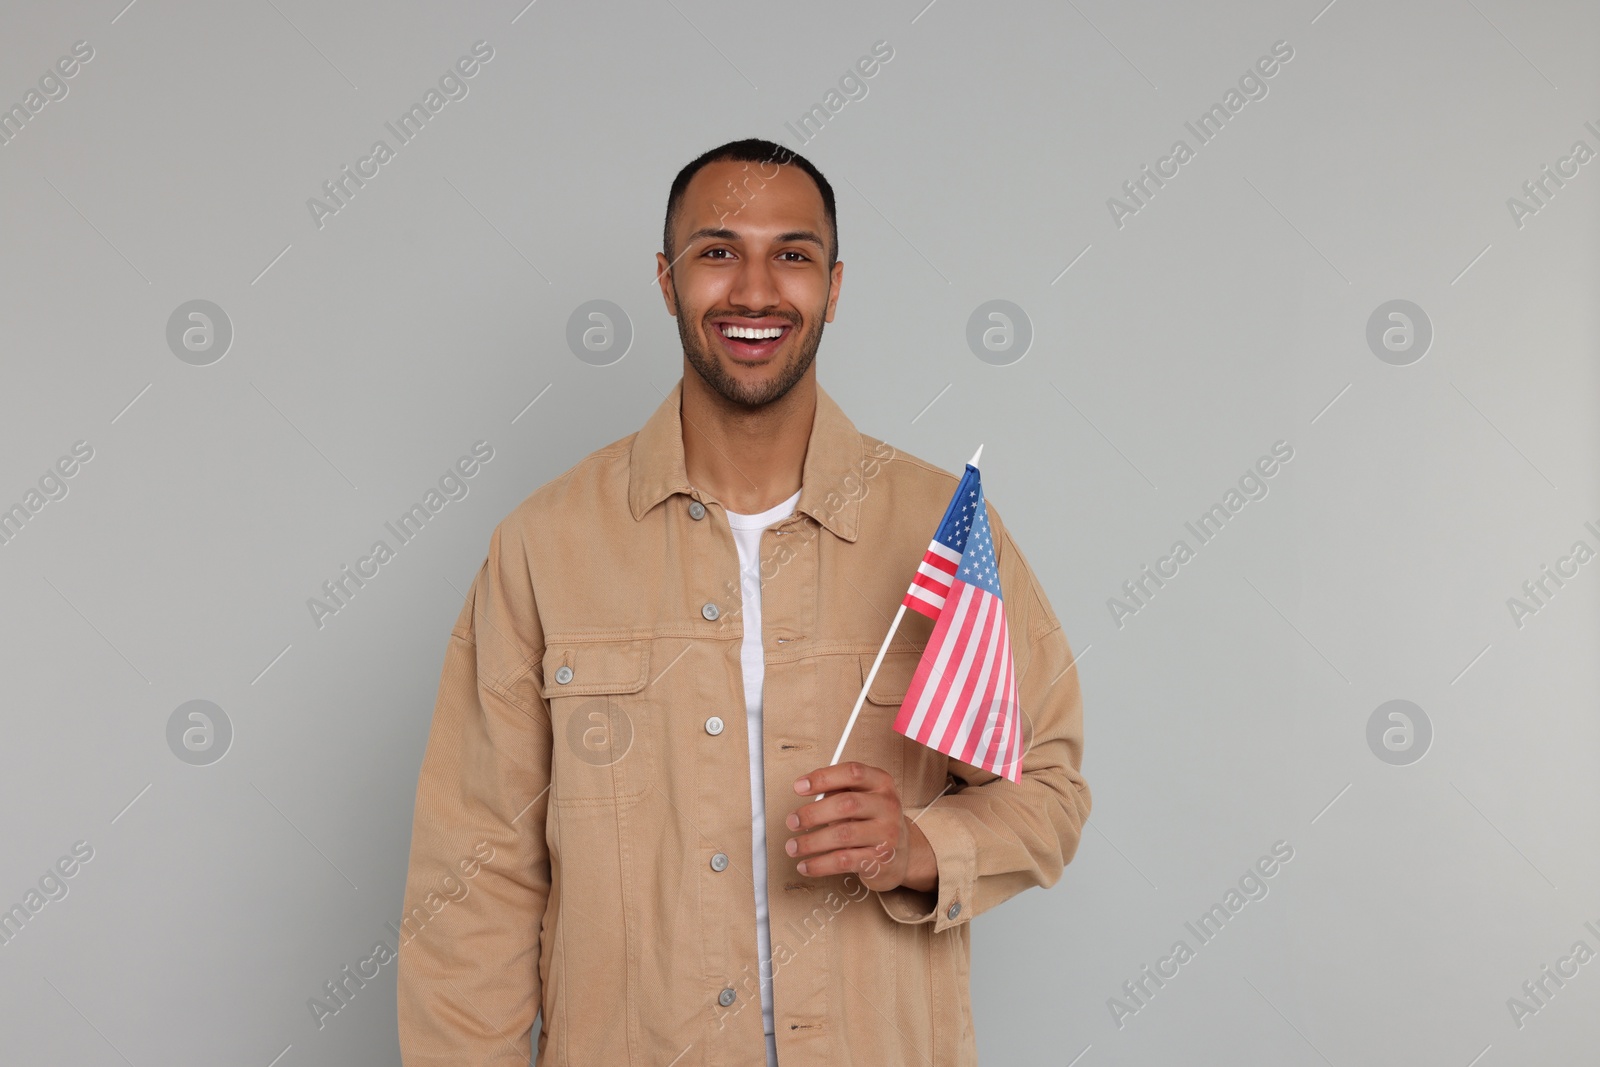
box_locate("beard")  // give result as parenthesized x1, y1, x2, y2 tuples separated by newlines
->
(673, 279, 825, 409)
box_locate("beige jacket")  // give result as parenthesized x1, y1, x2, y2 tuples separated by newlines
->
(397, 378, 1091, 1065)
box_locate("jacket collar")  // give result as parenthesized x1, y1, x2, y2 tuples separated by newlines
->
(629, 376, 864, 542)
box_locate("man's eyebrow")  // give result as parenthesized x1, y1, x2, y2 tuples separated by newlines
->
(682, 227, 827, 249)
(774, 230, 826, 248)
(683, 227, 740, 246)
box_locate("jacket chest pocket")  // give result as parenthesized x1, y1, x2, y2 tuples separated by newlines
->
(542, 639, 653, 805)
(855, 649, 947, 805)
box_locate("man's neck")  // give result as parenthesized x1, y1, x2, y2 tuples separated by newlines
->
(680, 365, 814, 515)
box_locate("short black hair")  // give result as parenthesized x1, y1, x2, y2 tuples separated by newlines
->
(663, 138, 838, 270)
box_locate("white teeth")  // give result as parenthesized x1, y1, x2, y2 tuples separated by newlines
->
(720, 324, 784, 340)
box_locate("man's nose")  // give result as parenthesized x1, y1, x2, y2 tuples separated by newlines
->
(727, 255, 780, 312)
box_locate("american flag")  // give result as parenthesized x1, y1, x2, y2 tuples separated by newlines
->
(895, 459, 1024, 782)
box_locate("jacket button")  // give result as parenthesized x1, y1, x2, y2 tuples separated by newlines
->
(705, 716, 724, 736)
(554, 665, 573, 685)
(710, 852, 729, 872)
(718, 987, 737, 1007)
(702, 601, 720, 621)
(947, 901, 962, 920)
(689, 500, 706, 520)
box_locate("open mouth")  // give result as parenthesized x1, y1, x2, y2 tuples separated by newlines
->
(713, 320, 792, 361)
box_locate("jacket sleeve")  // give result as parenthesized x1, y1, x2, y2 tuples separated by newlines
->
(876, 500, 1091, 932)
(398, 522, 553, 1065)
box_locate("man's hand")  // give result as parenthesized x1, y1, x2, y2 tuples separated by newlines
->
(786, 762, 938, 894)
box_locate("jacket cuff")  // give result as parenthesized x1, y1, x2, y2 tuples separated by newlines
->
(875, 803, 976, 931)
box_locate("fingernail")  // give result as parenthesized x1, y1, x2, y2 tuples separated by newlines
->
(785, 813, 799, 830)
(785, 839, 797, 855)
(794, 778, 810, 793)
(797, 861, 808, 874)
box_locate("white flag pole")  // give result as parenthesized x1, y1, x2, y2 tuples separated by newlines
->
(813, 444, 982, 802)
(814, 603, 907, 802)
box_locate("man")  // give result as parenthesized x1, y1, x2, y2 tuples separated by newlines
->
(397, 138, 1091, 1066)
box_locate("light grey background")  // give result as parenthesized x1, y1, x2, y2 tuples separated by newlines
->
(2, 0, 1597, 1064)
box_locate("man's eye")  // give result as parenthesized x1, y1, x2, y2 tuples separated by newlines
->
(703, 248, 732, 259)
(780, 251, 809, 262)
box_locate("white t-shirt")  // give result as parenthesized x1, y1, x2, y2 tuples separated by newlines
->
(724, 487, 801, 1050)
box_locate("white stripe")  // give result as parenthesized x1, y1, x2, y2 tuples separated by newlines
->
(978, 620, 1014, 774)
(904, 542, 960, 608)
(969, 605, 1011, 772)
(929, 592, 995, 754)
(985, 618, 1014, 773)
(981, 620, 1017, 774)
(943, 595, 1004, 763)
(902, 584, 977, 740)
(990, 632, 1020, 776)
(911, 586, 990, 751)
(1004, 647, 1022, 774)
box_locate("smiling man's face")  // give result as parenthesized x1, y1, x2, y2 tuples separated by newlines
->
(657, 159, 843, 409)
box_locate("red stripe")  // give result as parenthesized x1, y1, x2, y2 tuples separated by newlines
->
(951, 597, 1000, 765)
(995, 638, 1017, 778)
(987, 619, 1014, 772)
(1004, 658, 1022, 780)
(912, 584, 970, 749)
(957, 604, 1004, 766)
(977, 619, 1013, 771)
(898, 585, 959, 737)
(900, 546, 958, 621)
(931, 586, 991, 758)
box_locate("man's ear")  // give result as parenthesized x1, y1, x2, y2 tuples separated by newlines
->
(655, 252, 678, 317)
(825, 259, 844, 322)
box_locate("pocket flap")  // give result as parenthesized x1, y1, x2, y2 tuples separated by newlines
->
(541, 639, 652, 698)
(860, 649, 923, 705)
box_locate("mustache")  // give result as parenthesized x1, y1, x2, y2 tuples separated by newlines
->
(704, 311, 801, 327)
